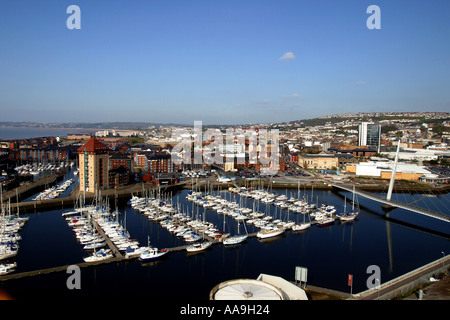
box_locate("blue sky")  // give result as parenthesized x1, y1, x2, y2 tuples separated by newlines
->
(0, 0, 449, 125)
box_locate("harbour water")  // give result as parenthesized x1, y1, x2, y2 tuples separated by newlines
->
(0, 126, 93, 140)
(1, 184, 449, 300)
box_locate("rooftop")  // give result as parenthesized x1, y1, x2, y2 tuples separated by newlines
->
(109, 151, 130, 160)
(77, 137, 110, 153)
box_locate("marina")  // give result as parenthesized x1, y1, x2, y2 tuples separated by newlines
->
(2, 0, 450, 306)
(1, 148, 449, 299)
(0, 180, 449, 299)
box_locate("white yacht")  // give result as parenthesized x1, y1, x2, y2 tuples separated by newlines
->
(256, 227, 285, 239)
(0, 246, 18, 261)
(186, 241, 212, 253)
(124, 246, 149, 259)
(139, 247, 168, 261)
(83, 240, 106, 250)
(0, 262, 16, 275)
(337, 212, 357, 222)
(83, 249, 113, 262)
(223, 234, 247, 246)
(292, 222, 311, 231)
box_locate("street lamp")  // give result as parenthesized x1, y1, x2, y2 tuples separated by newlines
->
(442, 251, 445, 269)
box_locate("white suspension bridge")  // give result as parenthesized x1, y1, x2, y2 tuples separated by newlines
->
(329, 143, 450, 224)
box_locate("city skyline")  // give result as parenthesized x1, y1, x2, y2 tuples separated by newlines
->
(1, 1, 449, 125)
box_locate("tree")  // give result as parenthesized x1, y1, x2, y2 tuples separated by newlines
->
(381, 124, 398, 134)
(129, 138, 145, 145)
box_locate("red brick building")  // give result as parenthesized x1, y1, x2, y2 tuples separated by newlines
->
(109, 152, 131, 170)
(133, 152, 180, 173)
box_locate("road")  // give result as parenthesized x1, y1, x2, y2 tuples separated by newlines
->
(354, 255, 449, 300)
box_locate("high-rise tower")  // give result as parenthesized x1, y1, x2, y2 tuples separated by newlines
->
(358, 122, 381, 153)
(78, 137, 110, 193)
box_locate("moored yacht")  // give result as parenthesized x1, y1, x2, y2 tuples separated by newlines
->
(83, 249, 113, 262)
(223, 234, 247, 246)
(139, 247, 169, 261)
(292, 222, 311, 231)
(337, 212, 358, 222)
(316, 216, 335, 227)
(256, 227, 285, 239)
(186, 241, 212, 253)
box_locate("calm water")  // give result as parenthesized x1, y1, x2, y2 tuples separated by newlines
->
(0, 127, 93, 140)
(21, 167, 80, 202)
(1, 186, 449, 300)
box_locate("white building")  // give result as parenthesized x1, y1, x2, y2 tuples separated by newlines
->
(353, 161, 432, 179)
(358, 122, 381, 152)
(380, 148, 449, 161)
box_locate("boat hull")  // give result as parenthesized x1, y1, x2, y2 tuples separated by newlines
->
(292, 223, 311, 231)
(256, 228, 285, 239)
(223, 235, 247, 246)
(186, 242, 212, 252)
(338, 215, 357, 222)
(316, 218, 335, 227)
(139, 249, 168, 261)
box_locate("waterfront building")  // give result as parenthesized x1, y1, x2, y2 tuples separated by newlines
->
(108, 165, 130, 188)
(109, 151, 131, 171)
(78, 137, 110, 193)
(147, 153, 179, 173)
(66, 133, 92, 141)
(298, 153, 339, 171)
(358, 122, 381, 153)
(345, 161, 435, 181)
(108, 152, 132, 188)
(133, 152, 179, 173)
(329, 146, 377, 159)
(380, 147, 449, 162)
(17, 147, 72, 162)
(134, 152, 149, 170)
(4, 136, 76, 163)
(0, 151, 8, 171)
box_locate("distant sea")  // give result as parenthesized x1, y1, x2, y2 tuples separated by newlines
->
(0, 127, 94, 140)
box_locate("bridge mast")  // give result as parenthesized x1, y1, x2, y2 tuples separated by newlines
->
(386, 142, 400, 201)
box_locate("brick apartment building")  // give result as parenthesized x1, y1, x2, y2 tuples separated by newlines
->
(78, 137, 110, 192)
(17, 147, 73, 162)
(108, 151, 131, 188)
(109, 151, 132, 170)
(134, 152, 180, 173)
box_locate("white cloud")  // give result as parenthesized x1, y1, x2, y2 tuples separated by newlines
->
(353, 80, 367, 85)
(279, 52, 295, 61)
(282, 93, 299, 98)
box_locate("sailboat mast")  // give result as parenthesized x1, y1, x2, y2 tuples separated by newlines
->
(352, 186, 355, 211)
(0, 184, 3, 217)
(16, 189, 19, 217)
